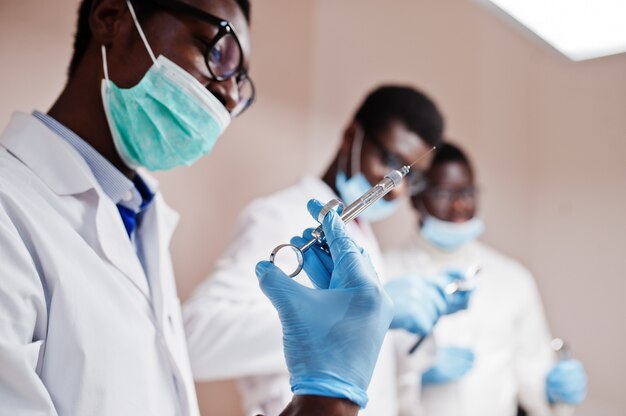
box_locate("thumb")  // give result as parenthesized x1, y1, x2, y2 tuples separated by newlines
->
(255, 260, 305, 307)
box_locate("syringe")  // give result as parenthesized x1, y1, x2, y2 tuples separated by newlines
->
(270, 166, 411, 277)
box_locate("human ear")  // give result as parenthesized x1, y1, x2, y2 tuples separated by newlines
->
(89, 0, 132, 47)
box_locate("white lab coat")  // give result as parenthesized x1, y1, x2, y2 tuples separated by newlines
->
(184, 176, 420, 416)
(384, 234, 568, 416)
(0, 113, 199, 416)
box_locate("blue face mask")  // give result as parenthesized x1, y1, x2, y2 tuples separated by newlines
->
(420, 215, 485, 251)
(100, 1, 230, 171)
(335, 170, 399, 222)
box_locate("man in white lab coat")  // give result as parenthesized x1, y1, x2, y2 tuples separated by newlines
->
(184, 86, 473, 415)
(384, 143, 588, 416)
(0, 1, 403, 415)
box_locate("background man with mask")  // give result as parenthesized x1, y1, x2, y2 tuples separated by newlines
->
(384, 143, 588, 416)
(184, 85, 472, 415)
(0, 1, 403, 415)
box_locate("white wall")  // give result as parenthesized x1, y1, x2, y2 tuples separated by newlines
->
(1, 1, 625, 414)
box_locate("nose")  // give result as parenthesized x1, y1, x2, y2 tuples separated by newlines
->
(206, 78, 239, 113)
(451, 194, 471, 213)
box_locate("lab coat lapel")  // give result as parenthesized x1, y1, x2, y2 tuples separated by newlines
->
(94, 195, 151, 299)
(0, 112, 93, 196)
(138, 187, 180, 323)
(0, 112, 150, 299)
(137, 183, 196, 411)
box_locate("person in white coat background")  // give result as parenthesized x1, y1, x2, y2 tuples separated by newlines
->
(0, 0, 403, 415)
(384, 142, 588, 416)
(184, 85, 474, 416)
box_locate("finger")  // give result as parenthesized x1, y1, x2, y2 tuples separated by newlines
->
(306, 199, 326, 222)
(308, 199, 377, 289)
(309, 244, 334, 272)
(443, 267, 466, 282)
(291, 236, 332, 289)
(550, 360, 586, 378)
(321, 210, 360, 261)
(300, 228, 335, 273)
(255, 261, 305, 307)
(297, 229, 335, 284)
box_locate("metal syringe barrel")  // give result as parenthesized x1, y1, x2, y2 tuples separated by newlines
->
(270, 166, 410, 277)
(310, 167, 408, 243)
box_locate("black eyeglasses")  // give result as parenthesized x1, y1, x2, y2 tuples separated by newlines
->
(148, 0, 255, 116)
(364, 135, 426, 193)
(425, 186, 478, 205)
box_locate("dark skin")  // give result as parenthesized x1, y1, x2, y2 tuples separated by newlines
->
(46, 0, 360, 414)
(322, 119, 434, 202)
(48, 0, 250, 178)
(412, 161, 477, 223)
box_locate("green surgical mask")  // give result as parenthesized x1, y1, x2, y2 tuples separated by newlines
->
(100, 0, 230, 171)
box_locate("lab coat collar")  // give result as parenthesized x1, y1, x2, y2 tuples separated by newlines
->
(0, 112, 180, 301)
(0, 112, 95, 196)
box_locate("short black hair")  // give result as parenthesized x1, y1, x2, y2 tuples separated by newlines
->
(430, 142, 472, 172)
(410, 142, 473, 199)
(68, 0, 251, 78)
(354, 85, 444, 147)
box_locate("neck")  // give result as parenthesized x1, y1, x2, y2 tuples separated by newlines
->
(47, 64, 134, 179)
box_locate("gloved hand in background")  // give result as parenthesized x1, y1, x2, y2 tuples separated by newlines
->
(385, 269, 474, 337)
(546, 359, 587, 405)
(422, 346, 475, 385)
(437, 268, 475, 314)
(256, 199, 394, 409)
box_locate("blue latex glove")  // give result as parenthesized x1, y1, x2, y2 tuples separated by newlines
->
(385, 271, 473, 337)
(422, 346, 475, 385)
(437, 268, 475, 314)
(256, 199, 394, 409)
(546, 359, 587, 405)
(385, 276, 446, 337)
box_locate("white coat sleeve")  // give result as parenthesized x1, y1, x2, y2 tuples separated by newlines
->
(0, 205, 58, 415)
(183, 200, 289, 382)
(513, 269, 566, 416)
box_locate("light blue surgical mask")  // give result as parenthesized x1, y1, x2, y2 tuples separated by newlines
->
(335, 126, 399, 222)
(420, 215, 485, 251)
(100, 1, 230, 171)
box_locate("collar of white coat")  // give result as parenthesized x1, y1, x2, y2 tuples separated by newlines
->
(1, 112, 97, 196)
(2, 113, 174, 206)
(0, 112, 180, 251)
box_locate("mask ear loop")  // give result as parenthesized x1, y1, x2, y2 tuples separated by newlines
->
(126, 0, 158, 66)
(101, 45, 110, 82)
(338, 123, 365, 178)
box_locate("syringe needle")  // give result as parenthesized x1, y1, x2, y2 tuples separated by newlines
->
(408, 146, 437, 170)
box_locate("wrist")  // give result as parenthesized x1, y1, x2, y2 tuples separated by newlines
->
(291, 376, 369, 409)
(280, 395, 359, 416)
